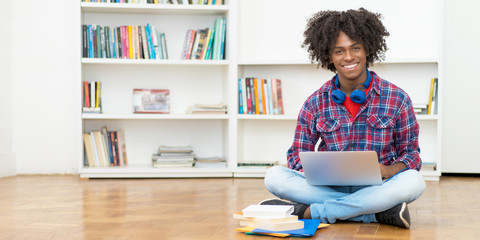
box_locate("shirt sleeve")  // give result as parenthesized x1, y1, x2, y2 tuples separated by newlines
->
(286, 99, 320, 171)
(394, 97, 422, 171)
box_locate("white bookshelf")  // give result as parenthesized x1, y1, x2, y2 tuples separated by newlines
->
(79, 0, 442, 181)
(79, 1, 236, 178)
(234, 0, 442, 181)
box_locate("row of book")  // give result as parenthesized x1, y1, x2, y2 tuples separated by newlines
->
(239, 78, 284, 115)
(82, 24, 168, 60)
(83, 127, 128, 167)
(181, 17, 227, 60)
(83, 81, 102, 113)
(82, 0, 225, 4)
(152, 145, 226, 168)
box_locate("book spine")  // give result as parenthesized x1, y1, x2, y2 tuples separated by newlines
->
(204, 27, 215, 60)
(213, 18, 221, 59)
(161, 33, 168, 59)
(141, 26, 149, 59)
(200, 28, 211, 60)
(90, 81, 96, 111)
(88, 25, 93, 58)
(253, 78, 260, 114)
(83, 81, 90, 108)
(271, 79, 278, 114)
(242, 78, 247, 114)
(97, 25, 102, 58)
(219, 17, 226, 59)
(261, 79, 267, 115)
(186, 29, 196, 59)
(82, 25, 88, 58)
(267, 78, 273, 115)
(90, 132, 101, 167)
(128, 25, 133, 59)
(276, 79, 284, 114)
(151, 26, 159, 59)
(238, 78, 243, 114)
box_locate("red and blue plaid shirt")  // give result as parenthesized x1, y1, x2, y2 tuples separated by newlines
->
(287, 70, 422, 172)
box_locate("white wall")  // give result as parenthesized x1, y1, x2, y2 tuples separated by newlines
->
(12, 0, 81, 174)
(442, 0, 480, 173)
(5, 0, 479, 174)
(0, 0, 16, 177)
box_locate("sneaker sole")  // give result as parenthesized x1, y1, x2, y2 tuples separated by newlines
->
(399, 202, 410, 229)
(257, 198, 296, 205)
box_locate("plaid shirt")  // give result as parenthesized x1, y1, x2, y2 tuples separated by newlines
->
(287, 70, 421, 172)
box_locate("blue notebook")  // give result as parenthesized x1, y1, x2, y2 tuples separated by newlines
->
(251, 219, 322, 237)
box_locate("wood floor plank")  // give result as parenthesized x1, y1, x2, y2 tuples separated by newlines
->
(1, 175, 480, 239)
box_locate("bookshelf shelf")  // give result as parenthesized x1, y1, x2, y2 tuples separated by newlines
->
(81, 58, 229, 66)
(81, 2, 229, 15)
(238, 58, 440, 66)
(82, 113, 229, 120)
(237, 114, 297, 121)
(80, 164, 232, 178)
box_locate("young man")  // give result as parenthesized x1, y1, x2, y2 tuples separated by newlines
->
(261, 8, 425, 228)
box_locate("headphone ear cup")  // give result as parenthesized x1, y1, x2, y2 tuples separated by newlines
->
(331, 89, 346, 104)
(350, 90, 366, 104)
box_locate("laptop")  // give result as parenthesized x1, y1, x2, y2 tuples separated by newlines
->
(299, 151, 383, 186)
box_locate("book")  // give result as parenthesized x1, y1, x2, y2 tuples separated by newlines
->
(133, 89, 170, 114)
(158, 145, 193, 153)
(116, 130, 128, 165)
(427, 78, 436, 115)
(233, 212, 298, 224)
(251, 219, 322, 237)
(240, 220, 303, 231)
(83, 133, 96, 167)
(242, 205, 294, 218)
(274, 79, 284, 114)
(194, 156, 227, 168)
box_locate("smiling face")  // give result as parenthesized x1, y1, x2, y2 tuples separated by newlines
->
(330, 31, 368, 92)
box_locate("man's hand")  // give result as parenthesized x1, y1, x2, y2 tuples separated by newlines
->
(379, 162, 407, 180)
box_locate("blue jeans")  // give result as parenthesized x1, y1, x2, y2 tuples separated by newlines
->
(263, 166, 426, 224)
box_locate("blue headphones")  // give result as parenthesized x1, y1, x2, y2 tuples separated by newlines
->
(331, 69, 372, 105)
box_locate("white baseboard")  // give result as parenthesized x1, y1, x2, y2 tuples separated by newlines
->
(0, 152, 16, 177)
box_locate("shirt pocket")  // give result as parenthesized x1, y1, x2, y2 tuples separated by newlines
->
(366, 115, 395, 153)
(317, 118, 346, 151)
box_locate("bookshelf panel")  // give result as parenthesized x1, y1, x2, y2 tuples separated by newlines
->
(83, 119, 229, 167)
(83, 64, 228, 115)
(236, 120, 296, 167)
(82, 12, 228, 61)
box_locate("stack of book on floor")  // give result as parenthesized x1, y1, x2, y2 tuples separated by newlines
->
(234, 204, 326, 237)
(186, 103, 227, 114)
(152, 145, 195, 168)
(194, 156, 227, 168)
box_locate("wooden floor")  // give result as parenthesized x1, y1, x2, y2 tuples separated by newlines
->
(1, 175, 480, 240)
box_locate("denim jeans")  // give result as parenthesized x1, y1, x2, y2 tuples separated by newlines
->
(263, 166, 426, 224)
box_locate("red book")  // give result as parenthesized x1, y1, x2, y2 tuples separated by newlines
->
(186, 29, 196, 60)
(83, 81, 90, 108)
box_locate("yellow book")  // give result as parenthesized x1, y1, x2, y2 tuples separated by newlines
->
(427, 78, 435, 115)
(201, 29, 212, 60)
(128, 26, 134, 59)
(83, 133, 96, 167)
(253, 78, 260, 114)
(95, 81, 100, 109)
